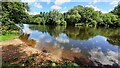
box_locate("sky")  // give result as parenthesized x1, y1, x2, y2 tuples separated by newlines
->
(21, 0, 120, 15)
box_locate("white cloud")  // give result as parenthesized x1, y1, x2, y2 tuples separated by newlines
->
(21, 0, 36, 2)
(85, 5, 113, 13)
(55, 33, 69, 43)
(55, 0, 71, 5)
(41, 0, 51, 4)
(34, 3, 43, 8)
(55, 37, 69, 43)
(102, 9, 113, 13)
(28, 12, 39, 15)
(16, 24, 33, 34)
(88, 0, 102, 4)
(110, 0, 119, 7)
(71, 47, 81, 53)
(89, 48, 119, 65)
(22, 24, 33, 34)
(64, 6, 67, 9)
(51, 5, 61, 10)
(93, 0, 100, 4)
(61, 11, 67, 13)
(86, 5, 100, 11)
(105, 0, 120, 13)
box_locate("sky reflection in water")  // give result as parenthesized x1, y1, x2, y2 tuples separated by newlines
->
(20, 24, 120, 66)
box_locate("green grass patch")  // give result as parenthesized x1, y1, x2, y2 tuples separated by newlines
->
(0, 32, 19, 41)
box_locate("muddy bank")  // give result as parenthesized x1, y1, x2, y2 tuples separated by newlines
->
(0, 39, 24, 46)
(1, 39, 62, 67)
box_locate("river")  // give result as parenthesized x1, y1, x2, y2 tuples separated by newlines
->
(18, 24, 120, 67)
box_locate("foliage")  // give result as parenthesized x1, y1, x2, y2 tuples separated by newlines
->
(110, 2, 120, 27)
(65, 10, 81, 25)
(28, 4, 120, 27)
(111, 2, 120, 18)
(1, 2, 29, 31)
(99, 13, 118, 27)
(1, 2, 120, 32)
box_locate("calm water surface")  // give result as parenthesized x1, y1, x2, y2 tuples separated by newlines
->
(18, 24, 120, 67)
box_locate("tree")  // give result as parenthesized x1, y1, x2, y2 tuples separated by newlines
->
(65, 10, 81, 25)
(34, 17, 42, 25)
(2, 2, 120, 29)
(110, 2, 120, 27)
(99, 13, 118, 27)
(1, 2, 29, 31)
(111, 2, 120, 18)
(45, 10, 64, 25)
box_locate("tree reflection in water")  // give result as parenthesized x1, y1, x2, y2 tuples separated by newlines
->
(19, 24, 120, 67)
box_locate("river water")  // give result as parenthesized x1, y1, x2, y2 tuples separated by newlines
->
(18, 24, 120, 67)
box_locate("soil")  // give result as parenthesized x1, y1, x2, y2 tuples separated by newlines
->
(0, 39, 61, 67)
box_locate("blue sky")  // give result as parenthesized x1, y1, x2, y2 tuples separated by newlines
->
(21, 0, 120, 15)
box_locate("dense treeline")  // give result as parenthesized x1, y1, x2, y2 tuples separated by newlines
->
(28, 3, 120, 27)
(29, 10, 66, 25)
(1, 2, 120, 32)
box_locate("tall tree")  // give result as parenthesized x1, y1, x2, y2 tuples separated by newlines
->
(111, 2, 120, 18)
(1, 2, 29, 30)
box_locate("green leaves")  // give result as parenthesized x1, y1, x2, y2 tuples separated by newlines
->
(65, 10, 81, 25)
(110, 3, 120, 27)
(1, 2, 29, 31)
(1, 1, 120, 32)
(111, 3, 120, 18)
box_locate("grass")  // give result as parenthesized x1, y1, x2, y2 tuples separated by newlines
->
(0, 31, 19, 41)
(2, 60, 80, 68)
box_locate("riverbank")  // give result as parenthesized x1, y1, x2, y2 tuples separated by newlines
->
(1, 39, 57, 67)
(1, 30, 119, 67)
(0, 39, 80, 67)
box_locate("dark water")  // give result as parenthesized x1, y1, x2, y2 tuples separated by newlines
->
(18, 24, 120, 67)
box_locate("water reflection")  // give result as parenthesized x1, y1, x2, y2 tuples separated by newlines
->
(19, 24, 120, 67)
(19, 34, 36, 47)
(16, 24, 32, 34)
(89, 47, 119, 65)
(107, 35, 120, 46)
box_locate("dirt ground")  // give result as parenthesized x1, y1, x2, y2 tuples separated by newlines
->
(0, 39, 24, 46)
(0, 39, 61, 67)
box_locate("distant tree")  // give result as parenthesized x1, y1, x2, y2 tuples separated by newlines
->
(65, 10, 81, 25)
(111, 2, 120, 18)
